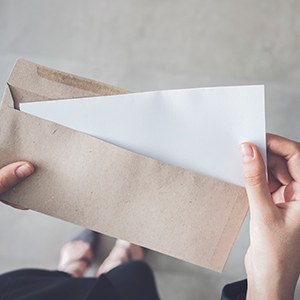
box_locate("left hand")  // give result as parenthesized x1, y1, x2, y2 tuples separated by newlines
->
(0, 161, 34, 210)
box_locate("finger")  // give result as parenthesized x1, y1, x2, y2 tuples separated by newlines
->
(267, 170, 281, 193)
(267, 152, 293, 186)
(284, 181, 300, 202)
(267, 133, 300, 181)
(267, 133, 300, 160)
(271, 185, 286, 204)
(276, 201, 300, 217)
(0, 162, 34, 194)
(240, 143, 276, 218)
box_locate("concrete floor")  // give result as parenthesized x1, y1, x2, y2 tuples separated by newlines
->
(1, 0, 300, 299)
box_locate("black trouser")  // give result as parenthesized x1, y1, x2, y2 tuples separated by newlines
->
(0, 261, 161, 300)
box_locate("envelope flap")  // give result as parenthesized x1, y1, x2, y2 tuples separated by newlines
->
(0, 84, 14, 109)
(7, 59, 127, 108)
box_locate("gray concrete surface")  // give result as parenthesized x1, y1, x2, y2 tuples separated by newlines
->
(0, 0, 300, 299)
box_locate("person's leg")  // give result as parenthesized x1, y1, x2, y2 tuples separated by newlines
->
(0, 230, 101, 300)
(58, 229, 100, 277)
(96, 239, 160, 300)
(96, 239, 144, 276)
(0, 269, 97, 300)
(104, 261, 160, 300)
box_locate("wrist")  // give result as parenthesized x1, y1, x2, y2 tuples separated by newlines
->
(247, 287, 295, 300)
(246, 272, 297, 300)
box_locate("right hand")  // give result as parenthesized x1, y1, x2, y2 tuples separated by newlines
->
(0, 161, 34, 209)
(240, 133, 300, 300)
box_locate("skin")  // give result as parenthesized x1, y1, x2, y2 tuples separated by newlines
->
(96, 239, 144, 277)
(1, 133, 300, 297)
(241, 134, 300, 300)
(58, 238, 144, 277)
(0, 161, 34, 209)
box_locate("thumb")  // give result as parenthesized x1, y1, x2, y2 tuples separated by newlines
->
(240, 143, 275, 218)
(0, 162, 34, 194)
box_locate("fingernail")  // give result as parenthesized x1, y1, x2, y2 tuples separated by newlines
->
(15, 163, 34, 179)
(240, 143, 254, 162)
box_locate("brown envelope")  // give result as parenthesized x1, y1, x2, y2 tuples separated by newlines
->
(0, 59, 248, 272)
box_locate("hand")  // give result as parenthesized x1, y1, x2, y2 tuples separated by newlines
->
(240, 133, 300, 300)
(0, 162, 34, 210)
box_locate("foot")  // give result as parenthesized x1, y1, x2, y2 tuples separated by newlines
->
(58, 229, 99, 277)
(96, 239, 144, 276)
(58, 241, 93, 277)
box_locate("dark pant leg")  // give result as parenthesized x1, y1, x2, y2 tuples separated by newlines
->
(104, 261, 161, 300)
(0, 269, 97, 300)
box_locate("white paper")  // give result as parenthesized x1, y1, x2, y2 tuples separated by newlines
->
(20, 85, 266, 186)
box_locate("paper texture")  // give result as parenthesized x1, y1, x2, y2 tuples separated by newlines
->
(0, 59, 250, 272)
(20, 86, 265, 187)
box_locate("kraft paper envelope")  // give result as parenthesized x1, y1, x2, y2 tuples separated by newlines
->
(0, 59, 249, 272)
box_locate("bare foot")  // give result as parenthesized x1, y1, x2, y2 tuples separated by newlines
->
(96, 239, 144, 276)
(58, 241, 94, 277)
